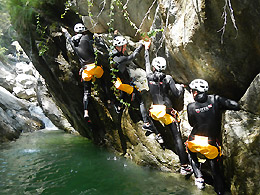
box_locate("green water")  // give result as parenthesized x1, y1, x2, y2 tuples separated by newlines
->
(0, 130, 215, 195)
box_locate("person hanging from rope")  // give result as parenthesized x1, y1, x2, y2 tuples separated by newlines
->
(110, 34, 154, 131)
(61, 23, 108, 120)
(186, 79, 240, 194)
(143, 40, 192, 175)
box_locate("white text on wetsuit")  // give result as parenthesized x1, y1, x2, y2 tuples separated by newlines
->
(195, 104, 213, 113)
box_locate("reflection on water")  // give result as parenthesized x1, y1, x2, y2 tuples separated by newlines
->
(0, 130, 215, 195)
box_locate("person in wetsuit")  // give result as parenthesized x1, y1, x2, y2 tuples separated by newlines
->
(62, 23, 107, 119)
(111, 35, 153, 131)
(143, 41, 192, 175)
(186, 79, 240, 194)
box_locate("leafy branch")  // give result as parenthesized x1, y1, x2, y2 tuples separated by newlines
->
(61, 0, 72, 18)
(36, 14, 49, 56)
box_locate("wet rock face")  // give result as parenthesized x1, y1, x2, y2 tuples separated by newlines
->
(78, 0, 260, 100)
(0, 42, 77, 142)
(0, 51, 44, 141)
(0, 86, 44, 142)
(222, 73, 260, 195)
(12, 0, 258, 141)
(239, 74, 260, 115)
(7, 0, 260, 193)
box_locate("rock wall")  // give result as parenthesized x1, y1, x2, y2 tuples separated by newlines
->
(0, 42, 77, 142)
(222, 74, 260, 195)
(5, 0, 260, 194)
(78, 0, 260, 99)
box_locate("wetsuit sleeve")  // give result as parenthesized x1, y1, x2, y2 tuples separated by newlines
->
(145, 49, 152, 76)
(114, 44, 144, 72)
(63, 30, 74, 46)
(166, 75, 184, 97)
(187, 103, 195, 127)
(93, 36, 108, 53)
(216, 95, 240, 111)
(124, 44, 144, 62)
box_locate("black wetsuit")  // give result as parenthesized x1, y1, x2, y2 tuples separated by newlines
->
(111, 44, 149, 123)
(112, 44, 143, 85)
(64, 30, 107, 112)
(187, 92, 239, 194)
(144, 49, 189, 165)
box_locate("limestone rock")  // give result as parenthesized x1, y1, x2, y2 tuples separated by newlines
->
(0, 86, 44, 142)
(36, 78, 77, 134)
(222, 73, 260, 195)
(239, 74, 260, 115)
(0, 41, 78, 141)
(5, 1, 260, 193)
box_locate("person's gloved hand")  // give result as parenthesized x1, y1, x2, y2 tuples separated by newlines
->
(142, 39, 151, 50)
(61, 26, 68, 33)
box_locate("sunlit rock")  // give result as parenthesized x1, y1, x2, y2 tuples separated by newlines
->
(0, 86, 44, 142)
(222, 73, 260, 195)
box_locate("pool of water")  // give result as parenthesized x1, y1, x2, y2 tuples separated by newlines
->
(0, 130, 215, 194)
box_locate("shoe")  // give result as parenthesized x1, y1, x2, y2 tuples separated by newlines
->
(195, 178, 205, 190)
(142, 123, 152, 130)
(114, 105, 122, 114)
(84, 110, 91, 122)
(180, 164, 193, 175)
(84, 110, 89, 118)
(155, 134, 164, 144)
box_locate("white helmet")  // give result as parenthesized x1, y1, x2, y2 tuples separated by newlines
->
(152, 57, 166, 72)
(189, 79, 209, 93)
(113, 36, 127, 47)
(74, 23, 86, 33)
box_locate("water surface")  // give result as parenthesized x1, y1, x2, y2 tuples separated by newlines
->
(0, 130, 215, 194)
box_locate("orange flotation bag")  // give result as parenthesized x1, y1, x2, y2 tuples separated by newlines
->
(186, 135, 221, 159)
(114, 77, 134, 94)
(149, 105, 175, 125)
(82, 63, 104, 81)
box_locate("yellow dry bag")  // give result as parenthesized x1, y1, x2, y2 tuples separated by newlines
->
(149, 105, 175, 125)
(82, 64, 104, 81)
(114, 77, 134, 94)
(186, 135, 221, 159)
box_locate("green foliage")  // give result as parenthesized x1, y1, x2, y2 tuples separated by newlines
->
(147, 29, 164, 38)
(0, 46, 8, 62)
(7, 0, 38, 32)
(61, 0, 72, 18)
(0, 0, 16, 59)
(6, 0, 62, 56)
(36, 13, 49, 56)
(0, 0, 11, 34)
(141, 28, 164, 41)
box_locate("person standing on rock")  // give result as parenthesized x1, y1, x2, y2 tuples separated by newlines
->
(143, 40, 192, 175)
(61, 23, 108, 120)
(186, 79, 240, 194)
(111, 35, 154, 132)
